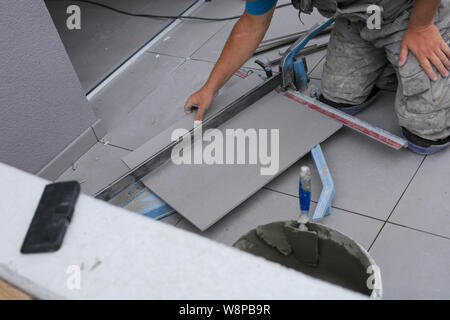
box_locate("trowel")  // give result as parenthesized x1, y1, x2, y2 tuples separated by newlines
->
(284, 166, 319, 266)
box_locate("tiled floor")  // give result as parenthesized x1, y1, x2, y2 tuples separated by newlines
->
(45, 0, 197, 91)
(58, 0, 450, 299)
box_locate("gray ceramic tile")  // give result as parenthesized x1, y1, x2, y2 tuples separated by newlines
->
(140, 90, 341, 231)
(176, 188, 383, 249)
(192, 6, 326, 66)
(57, 142, 130, 196)
(149, 0, 245, 58)
(45, 0, 196, 91)
(370, 223, 450, 299)
(389, 150, 450, 238)
(267, 91, 425, 220)
(106, 60, 266, 152)
(103, 59, 215, 150)
(90, 53, 184, 130)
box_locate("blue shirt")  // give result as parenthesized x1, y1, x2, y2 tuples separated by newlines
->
(245, 0, 278, 15)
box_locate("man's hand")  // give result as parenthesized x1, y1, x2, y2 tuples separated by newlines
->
(399, 0, 450, 81)
(399, 24, 450, 81)
(184, 86, 216, 122)
(183, 8, 275, 122)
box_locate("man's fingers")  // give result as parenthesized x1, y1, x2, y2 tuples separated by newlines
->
(442, 42, 450, 59)
(437, 49, 450, 71)
(184, 101, 198, 114)
(398, 43, 409, 67)
(429, 53, 448, 78)
(195, 106, 206, 122)
(420, 58, 438, 81)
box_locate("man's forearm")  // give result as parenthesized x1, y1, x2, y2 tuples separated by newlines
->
(409, 0, 440, 29)
(203, 10, 274, 95)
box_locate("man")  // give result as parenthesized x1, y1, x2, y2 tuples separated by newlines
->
(184, 0, 450, 154)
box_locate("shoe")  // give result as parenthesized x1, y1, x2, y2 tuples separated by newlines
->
(402, 127, 450, 155)
(318, 87, 380, 115)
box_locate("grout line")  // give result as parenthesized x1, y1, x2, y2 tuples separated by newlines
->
(327, 205, 386, 222)
(174, 216, 183, 227)
(386, 221, 450, 241)
(147, 51, 188, 60)
(263, 186, 385, 222)
(189, 56, 219, 64)
(307, 52, 327, 76)
(92, 126, 101, 142)
(190, 17, 236, 58)
(263, 186, 299, 198)
(100, 142, 134, 152)
(367, 155, 427, 252)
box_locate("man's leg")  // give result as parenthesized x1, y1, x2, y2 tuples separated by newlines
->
(384, 3, 450, 154)
(376, 64, 398, 92)
(320, 18, 387, 114)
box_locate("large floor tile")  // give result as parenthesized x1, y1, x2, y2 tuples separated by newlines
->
(90, 53, 184, 130)
(267, 91, 425, 220)
(105, 60, 266, 151)
(370, 223, 450, 299)
(57, 143, 130, 196)
(176, 188, 383, 249)
(142, 89, 341, 231)
(149, 0, 245, 58)
(103, 59, 215, 150)
(389, 150, 450, 238)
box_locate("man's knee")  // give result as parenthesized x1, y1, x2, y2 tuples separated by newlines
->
(396, 69, 450, 140)
(321, 18, 386, 105)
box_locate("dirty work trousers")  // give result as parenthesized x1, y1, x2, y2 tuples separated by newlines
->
(319, 0, 450, 140)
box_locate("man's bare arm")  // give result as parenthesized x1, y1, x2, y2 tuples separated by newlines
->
(184, 8, 275, 121)
(399, 0, 450, 80)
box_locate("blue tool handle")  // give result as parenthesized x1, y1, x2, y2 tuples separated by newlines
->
(299, 166, 312, 217)
(311, 145, 335, 221)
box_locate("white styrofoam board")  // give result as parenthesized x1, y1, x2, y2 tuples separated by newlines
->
(0, 162, 365, 299)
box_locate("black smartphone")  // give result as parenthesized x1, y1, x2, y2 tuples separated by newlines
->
(20, 181, 80, 254)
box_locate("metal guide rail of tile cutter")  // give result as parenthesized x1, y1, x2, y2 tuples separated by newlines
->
(276, 17, 408, 150)
(95, 17, 407, 203)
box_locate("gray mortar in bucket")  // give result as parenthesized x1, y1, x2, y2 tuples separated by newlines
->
(233, 220, 382, 299)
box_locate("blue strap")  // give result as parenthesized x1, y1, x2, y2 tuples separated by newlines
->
(245, 0, 278, 15)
